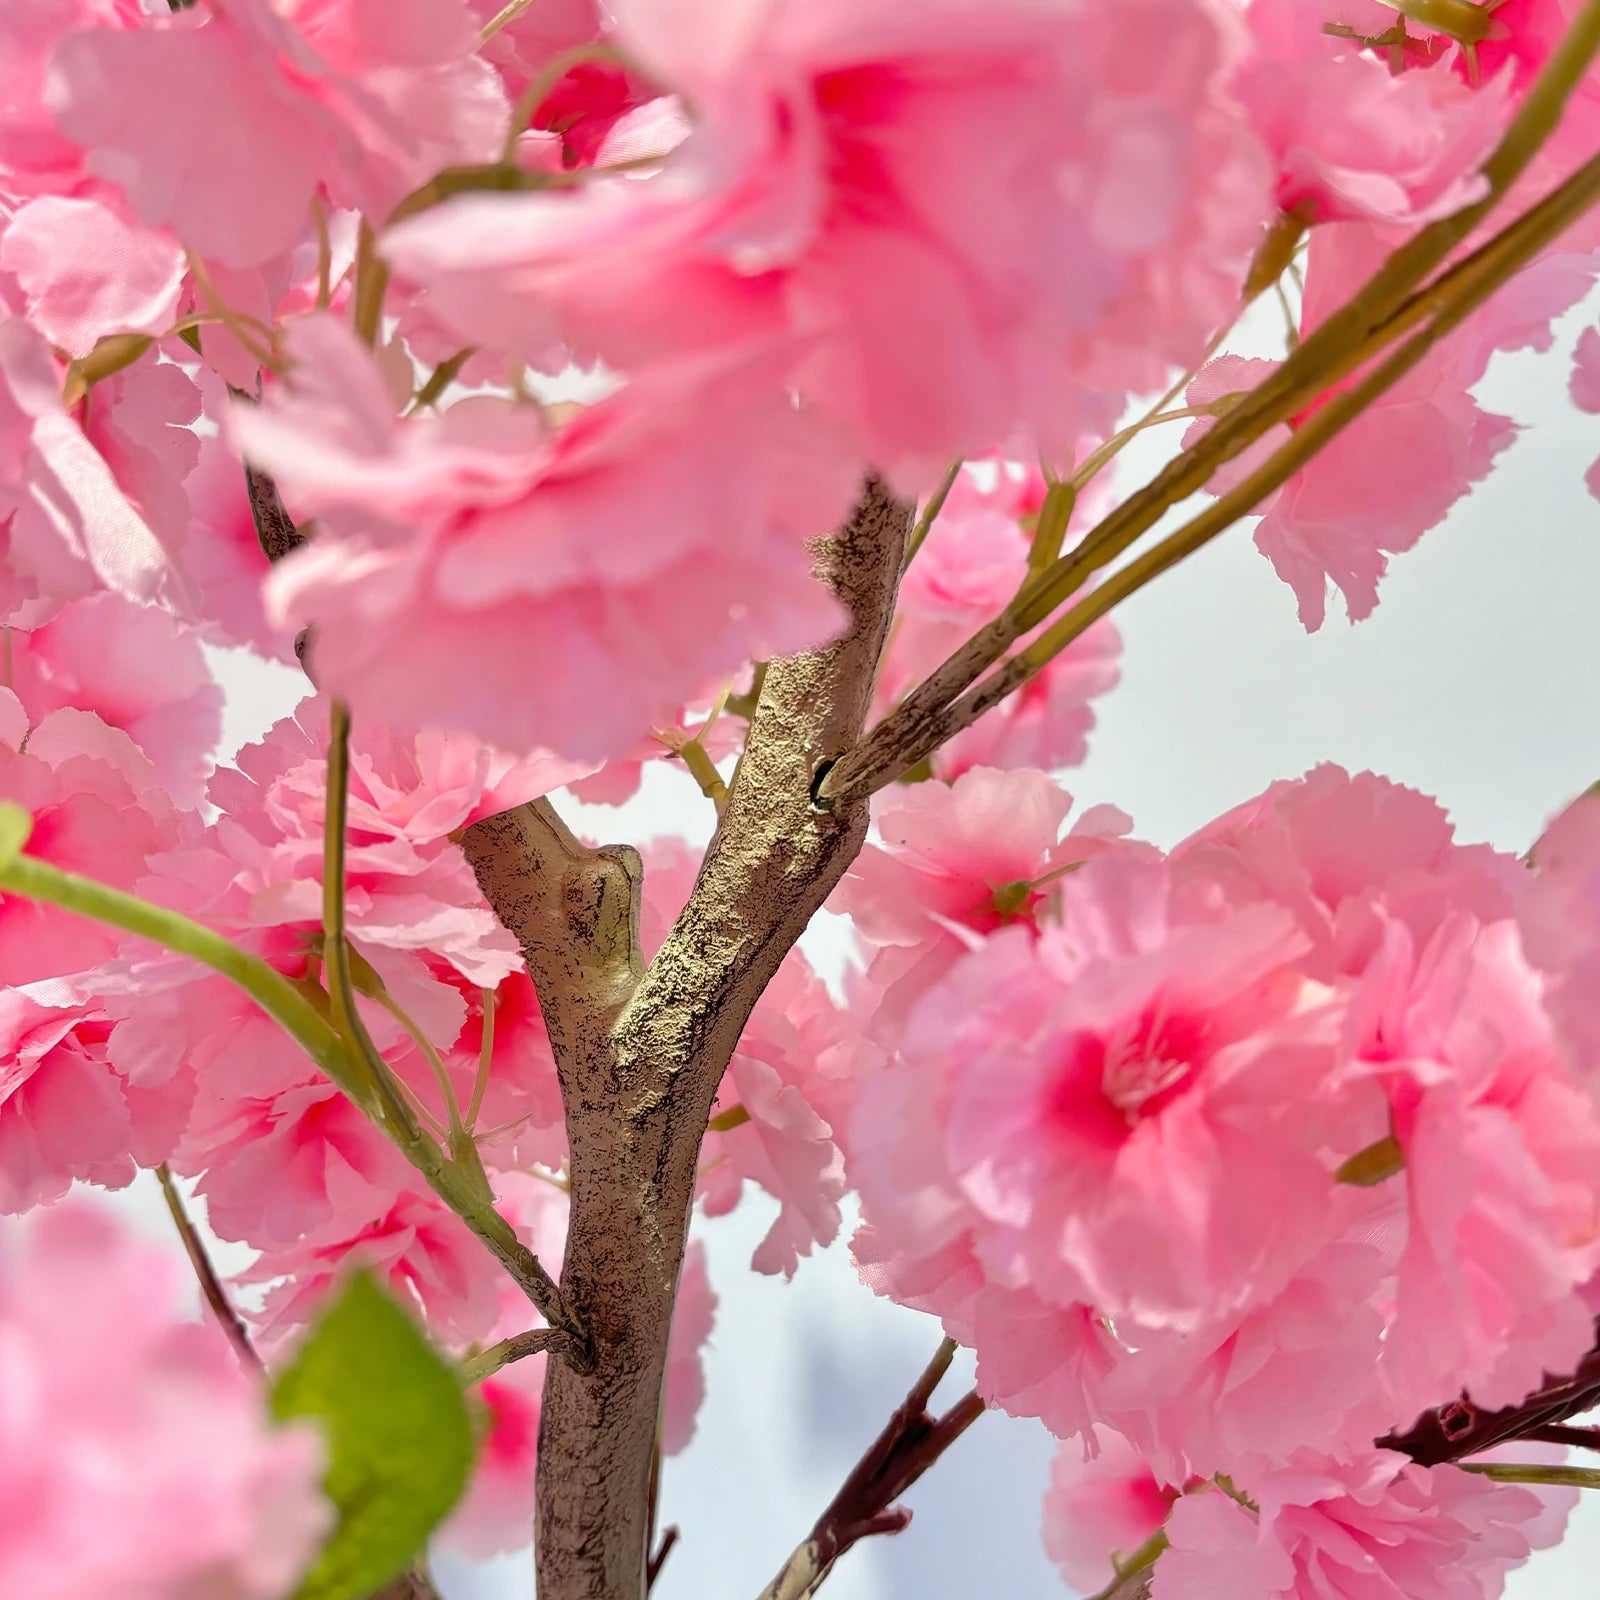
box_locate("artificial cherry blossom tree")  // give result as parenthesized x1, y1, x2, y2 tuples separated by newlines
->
(7, 2, 1600, 1599)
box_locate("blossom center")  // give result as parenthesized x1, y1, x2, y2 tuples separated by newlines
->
(1097, 1012, 1205, 1123)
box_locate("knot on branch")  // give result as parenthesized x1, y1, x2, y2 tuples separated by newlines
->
(1382, 1319, 1600, 1466)
(561, 843, 643, 989)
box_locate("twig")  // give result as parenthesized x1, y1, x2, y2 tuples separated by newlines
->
(646, 1526, 679, 1591)
(155, 1163, 262, 1372)
(1522, 1424, 1600, 1452)
(900, 459, 962, 571)
(1383, 1320, 1600, 1466)
(243, 462, 307, 564)
(755, 1339, 986, 1600)
(462, 1327, 578, 1385)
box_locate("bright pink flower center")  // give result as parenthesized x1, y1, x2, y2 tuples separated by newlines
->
(1097, 1010, 1207, 1124)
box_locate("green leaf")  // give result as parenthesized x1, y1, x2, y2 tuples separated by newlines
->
(273, 1272, 475, 1600)
(0, 803, 33, 871)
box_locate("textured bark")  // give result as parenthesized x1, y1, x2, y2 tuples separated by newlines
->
(464, 480, 910, 1600)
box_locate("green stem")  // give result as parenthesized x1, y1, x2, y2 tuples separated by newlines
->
(465, 988, 496, 1133)
(409, 347, 477, 413)
(679, 739, 729, 809)
(461, 1326, 577, 1385)
(0, 816, 580, 1349)
(1458, 1463, 1600, 1490)
(921, 147, 1600, 768)
(0, 852, 352, 1089)
(1089, 1532, 1170, 1600)
(353, 221, 389, 346)
(321, 702, 419, 1141)
(901, 460, 963, 571)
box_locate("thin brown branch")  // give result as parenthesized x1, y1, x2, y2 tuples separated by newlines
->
(1522, 1424, 1600, 1452)
(1383, 1320, 1600, 1466)
(646, 1525, 679, 1591)
(155, 1163, 261, 1373)
(756, 1340, 985, 1600)
(243, 461, 307, 564)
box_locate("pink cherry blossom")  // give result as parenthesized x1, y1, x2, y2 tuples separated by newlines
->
(1185, 223, 1519, 630)
(701, 953, 853, 1278)
(1570, 326, 1600, 498)
(847, 843, 1351, 1423)
(1402, 0, 1600, 173)
(1236, 0, 1507, 226)
(0, 317, 181, 626)
(1155, 1449, 1577, 1600)
(876, 464, 1122, 778)
(662, 1243, 718, 1454)
(850, 766, 1594, 1473)
(1043, 1428, 1177, 1593)
(0, 691, 180, 986)
(90, 698, 574, 1304)
(247, 1188, 509, 1347)
(0, 989, 186, 1214)
(1173, 765, 1599, 1414)
(77, 353, 204, 558)
(200, 694, 557, 986)
(1271, 222, 1517, 629)
(833, 764, 1133, 1041)
(446, 1369, 545, 1558)
(464, 0, 604, 103)
(0, 196, 186, 357)
(7, 592, 221, 807)
(1338, 913, 1600, 1420)
(900, 855, 1342, 1328)
(1172, 764, 1521, 983)
(0, 1199, 332, 1599)
(0, 0, 146, 198)
(50, 0, 508, 267)
(384, 0, 1272, 485)
(462, 0, 665, 167)
(1519, 790, 1600, 1081)
(1092, 1224, 1398, 1478)
(237, 315, 858, 759)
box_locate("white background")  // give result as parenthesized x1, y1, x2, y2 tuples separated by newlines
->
(111, 295, 1600, 1599)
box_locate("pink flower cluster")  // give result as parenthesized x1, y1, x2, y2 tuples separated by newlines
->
(0, 0, 1589, 772)
(842, 764, 1599, 1599)
(1, 661, 722, 1558)
(4, 0, 1600, 1590)
(0, 1199, 331, 1600)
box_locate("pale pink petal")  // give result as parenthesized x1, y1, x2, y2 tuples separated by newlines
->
(0, 197, 185, 358)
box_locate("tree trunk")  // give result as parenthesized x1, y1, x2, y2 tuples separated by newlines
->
(465, 481, 911, 1600)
